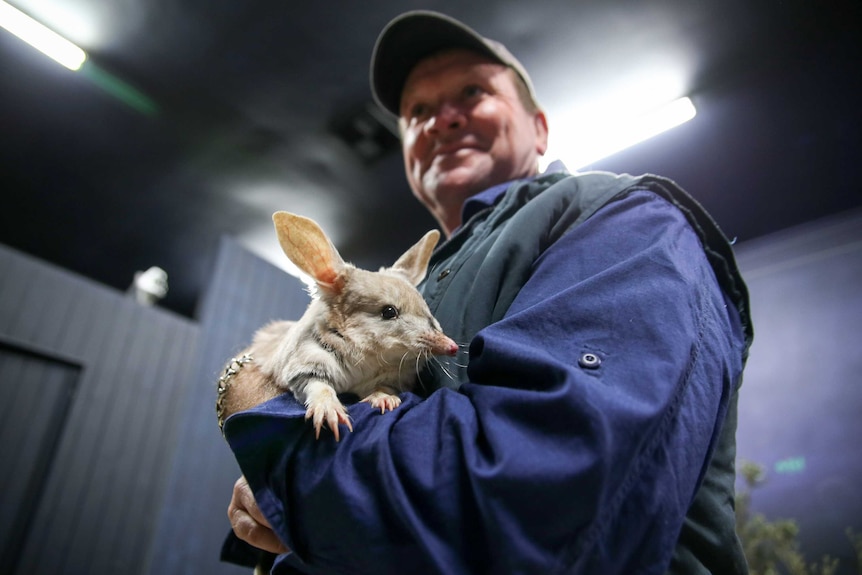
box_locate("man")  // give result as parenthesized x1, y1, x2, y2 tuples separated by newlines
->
(223, 10, 753, 574)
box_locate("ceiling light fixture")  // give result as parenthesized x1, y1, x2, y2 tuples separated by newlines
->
(0, 0, 87, 70)
(544, 96, 697, 171)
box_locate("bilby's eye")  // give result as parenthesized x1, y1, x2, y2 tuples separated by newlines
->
(381, 305, 399, 320)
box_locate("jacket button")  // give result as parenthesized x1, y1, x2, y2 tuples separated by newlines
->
(437, 269, 451, 281)
(578, 352, 601, 369)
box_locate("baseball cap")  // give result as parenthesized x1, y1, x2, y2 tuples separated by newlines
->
(370, 10, 538, 117)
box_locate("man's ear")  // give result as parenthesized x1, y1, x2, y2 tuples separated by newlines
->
(534, 109, 549, 156)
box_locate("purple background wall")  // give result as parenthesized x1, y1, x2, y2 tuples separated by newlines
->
(734, 207, 862, 571)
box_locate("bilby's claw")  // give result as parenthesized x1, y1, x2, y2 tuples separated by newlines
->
(361, 391, 402, 413)
(305, 396, 351, 441)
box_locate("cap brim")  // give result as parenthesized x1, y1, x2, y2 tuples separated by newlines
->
(370, 11, 508, 117)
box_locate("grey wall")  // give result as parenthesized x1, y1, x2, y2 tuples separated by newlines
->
(734, 207, 862, 571)
(0, 243, 199, 574)
(145, 236, 309, 575)
(0, 235, 309, 575)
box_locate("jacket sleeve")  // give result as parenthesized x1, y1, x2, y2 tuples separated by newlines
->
(223, 189, 747, 575)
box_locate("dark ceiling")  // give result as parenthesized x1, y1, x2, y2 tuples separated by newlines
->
(2, 0, 860, 318)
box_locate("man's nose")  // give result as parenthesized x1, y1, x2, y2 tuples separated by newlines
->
(426, 102, 465, 134)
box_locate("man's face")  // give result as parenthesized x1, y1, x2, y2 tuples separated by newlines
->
(399, 50, 548, 234)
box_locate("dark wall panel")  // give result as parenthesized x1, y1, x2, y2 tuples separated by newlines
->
(146, 236, 310, 575)
(0, 343, 80, 574)
(0, 244, 199, 575)
(735, 208, 862, 571)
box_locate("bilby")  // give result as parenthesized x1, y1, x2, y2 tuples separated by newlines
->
(216, 211, 458, 441)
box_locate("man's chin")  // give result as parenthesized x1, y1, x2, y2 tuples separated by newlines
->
(424, 165, 491, 196)
(424, 178, 487, 202)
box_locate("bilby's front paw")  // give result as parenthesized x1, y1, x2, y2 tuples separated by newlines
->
(361, 391, 402, 414)
(305, 395, 352, 441)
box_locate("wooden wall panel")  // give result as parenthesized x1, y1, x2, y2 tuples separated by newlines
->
(0, 244, 199, 575)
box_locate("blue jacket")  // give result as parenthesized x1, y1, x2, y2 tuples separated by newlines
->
(224, 170, 752, 574)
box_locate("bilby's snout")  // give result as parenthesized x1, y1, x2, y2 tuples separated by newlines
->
(431, 332, 458, 356)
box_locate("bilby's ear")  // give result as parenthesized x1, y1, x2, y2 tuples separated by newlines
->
(272, 211, 347, 294)
(389, 229, 440, 286)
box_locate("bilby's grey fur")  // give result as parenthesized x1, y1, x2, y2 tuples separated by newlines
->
(221, 211, 457, 442)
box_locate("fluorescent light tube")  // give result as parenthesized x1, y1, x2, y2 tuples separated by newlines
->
(546, 96, 697, 170)
(0, 1, 87, 70)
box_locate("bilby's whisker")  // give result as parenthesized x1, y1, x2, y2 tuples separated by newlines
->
(432, 356, 455, 380)
(414, 351, 424, 377)
(398, 350, 411, 375)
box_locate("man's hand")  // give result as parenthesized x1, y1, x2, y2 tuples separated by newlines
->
(228, 476, 290, 554)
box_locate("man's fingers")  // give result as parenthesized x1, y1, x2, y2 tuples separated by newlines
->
(233, 476, 270, 527)
(229, 476, 289, 554)
(229, 505, 287, 554)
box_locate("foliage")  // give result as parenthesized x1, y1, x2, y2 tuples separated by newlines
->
(734, 460, 860, 575)
(849, 529, 862, 573)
